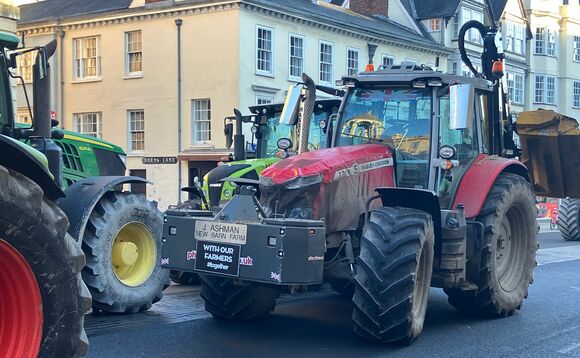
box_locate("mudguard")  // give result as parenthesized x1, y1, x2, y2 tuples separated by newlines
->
(375, 187, 443, 255)
(57, 176, 151, 242)
(452, 154, 529, 218)
(0, 134, 64, 200)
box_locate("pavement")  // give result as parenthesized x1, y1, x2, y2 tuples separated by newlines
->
(86, 227, 580, 358)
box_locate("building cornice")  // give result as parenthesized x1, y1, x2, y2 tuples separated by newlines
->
(240, 2, 450, 55)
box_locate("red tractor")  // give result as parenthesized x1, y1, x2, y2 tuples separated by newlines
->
(162, 9, 540, 344)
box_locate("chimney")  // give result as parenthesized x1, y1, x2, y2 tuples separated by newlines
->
(349, 0, 388, 18)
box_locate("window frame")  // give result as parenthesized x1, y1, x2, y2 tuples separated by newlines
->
(72, 36, 102, 80)
(288, 33, 304, 82)
(125, 30, 143, 77)
(534, 74, 557, 105)
(73, 112, 102, 138)
(127, 109, 145, 153)
(574, 36, 580, 62)
(256, 94, 274, 105)
(256, 25, 274, 77)
(319, 40, 334, 85)
(429, 18, 441, 32)
(16, 51, 34, 83)
(381, 54, 394, 68)
(191, 98, 212, 145)
(346, 47, 360, 76)
(506, 72, 524, 105)
(573, 81, 580, 108)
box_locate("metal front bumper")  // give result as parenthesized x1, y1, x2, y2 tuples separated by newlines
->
(161, 214, 326, 285)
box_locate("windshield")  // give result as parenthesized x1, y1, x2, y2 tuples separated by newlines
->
(259, 113, 293, 158)
(258, 110, 330, 158)
(337, 87, 433, 189)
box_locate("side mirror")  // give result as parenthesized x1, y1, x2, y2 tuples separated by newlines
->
(449, 83, 474, 130)
(280, 84, 303, 125)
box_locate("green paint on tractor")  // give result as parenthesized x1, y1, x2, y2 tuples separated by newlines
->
(16, 123, 126, 189)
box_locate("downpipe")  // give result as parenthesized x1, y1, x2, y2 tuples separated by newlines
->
(175, 18, 183, 204)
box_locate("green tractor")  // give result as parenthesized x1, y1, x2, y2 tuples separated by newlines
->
(169, 80, 341, 285)
(201, 96, 341, 210)
(0, 37, 167, 356)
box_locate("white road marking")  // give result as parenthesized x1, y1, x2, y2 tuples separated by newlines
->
(537, 245, 580, 266)
(558, 342, 580, 354)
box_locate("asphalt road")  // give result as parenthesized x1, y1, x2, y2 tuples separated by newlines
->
(86, 230, 580, 358)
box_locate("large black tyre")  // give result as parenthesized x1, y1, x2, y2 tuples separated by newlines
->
(558, 198, 579, 241)
(200, 275, 279, 320)
(82, 191, 170, 313)
(353, 207, 434, 345)
(445, 173, 537, 316)
(170, 270, 200, 285)
(0, 166, 91, 357)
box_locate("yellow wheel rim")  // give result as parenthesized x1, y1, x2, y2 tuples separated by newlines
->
(112, 222, 156, 287)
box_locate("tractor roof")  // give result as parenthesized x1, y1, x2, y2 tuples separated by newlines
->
(342, 64, 493, 91)
(249, 97, 341, 116)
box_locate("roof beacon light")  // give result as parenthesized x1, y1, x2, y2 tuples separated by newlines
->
(492, 60, 504, 78)
(365, 63, 375, 72)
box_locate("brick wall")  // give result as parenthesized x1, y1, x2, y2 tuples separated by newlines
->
(349, 0, 388, 18)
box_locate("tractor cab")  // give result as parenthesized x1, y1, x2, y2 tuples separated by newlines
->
(334, 65, 495, 209)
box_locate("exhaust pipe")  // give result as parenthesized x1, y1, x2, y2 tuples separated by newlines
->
(298, 73, 316, 154)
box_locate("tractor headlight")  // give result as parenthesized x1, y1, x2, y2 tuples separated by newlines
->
(223, 189, 232, 198)
(283, 174, 323, 190)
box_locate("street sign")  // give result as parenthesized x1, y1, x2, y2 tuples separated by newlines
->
(142, 156, 178, 164)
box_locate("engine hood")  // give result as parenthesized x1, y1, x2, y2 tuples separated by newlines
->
(260, 144, 394, 186)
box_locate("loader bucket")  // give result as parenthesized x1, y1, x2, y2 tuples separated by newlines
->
(516, 110, 580, 198)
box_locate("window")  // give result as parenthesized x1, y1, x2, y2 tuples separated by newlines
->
(73, 36, 101, 79)
(128, 110, 145, 152)
(74, 112, 102, 138)
(429, 18, 441, 32)
(535, 27, 557, 56)
(573, 81, 580, 108)
(16, 52, 33, 83)
(535, 28, 545, 54)
(462, 8, 483, 43)
(256, 26, 273, 75)
(256, 95, 274, 105)
(452, 62, 458, 75)
(191, 99, 211, 144)
(453, 14, 459, 39)
(505, 22, 525, 55)
(319, 41, 333, 84)
(547, 29, 557, 56)
(346, 47, 360, 76)
(546, 76, 556, 104)
(534, 75, 557, 104)
(574, 36, 580, 62)
(381, 55, 394, 67)
(125, 30, 142, 75)
(506, 73, 524, 104)
(289, 34, 304, 80)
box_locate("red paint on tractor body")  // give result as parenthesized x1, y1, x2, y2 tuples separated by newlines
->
(452, 154, 528, 218)
(261, 144, 394, 185)
(260, 144, 395, 232)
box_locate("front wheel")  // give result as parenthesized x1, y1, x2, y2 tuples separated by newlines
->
(352, 207, 434, 345)
(200, 275, 279, 320)
(82, 191, 170, 313)
(0, 166, 90, 358)
(445, 173, 537, 316)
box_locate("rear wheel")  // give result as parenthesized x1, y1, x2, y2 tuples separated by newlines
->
(200, 275, 279, 320)
(558, 198, 579, 241)
(353, 207, 434, 345)
(170, 270, 200, 285)
(82, 191, 169, 313)
(0, 166, 90, 358)
(445, 173, 537, 316)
